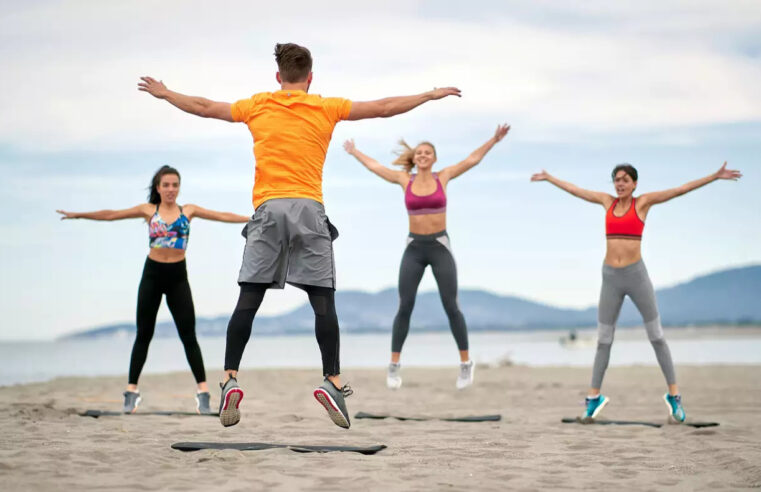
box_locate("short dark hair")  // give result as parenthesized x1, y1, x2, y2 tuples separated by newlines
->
(147, 165, 180, 204)
(274, 43, 312, 83)
(611, 163, 638, 182)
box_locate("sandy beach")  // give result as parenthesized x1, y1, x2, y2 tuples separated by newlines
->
(1, 365, 759, 491)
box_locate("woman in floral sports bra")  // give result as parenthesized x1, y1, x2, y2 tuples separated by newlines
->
(531, 162, 741, 423)
(344, 124, 510, 390)
(58, 165, 249, 414)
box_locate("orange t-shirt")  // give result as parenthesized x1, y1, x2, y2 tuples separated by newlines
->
(231, 90, 352, 209)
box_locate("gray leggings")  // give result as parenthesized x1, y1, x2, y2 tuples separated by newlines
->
(592, 260, 676, 388)
(391, 231, 469, 353)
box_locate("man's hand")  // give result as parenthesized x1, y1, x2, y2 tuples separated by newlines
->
(138, 76, 169, 99)
(429, 87, 462, 100)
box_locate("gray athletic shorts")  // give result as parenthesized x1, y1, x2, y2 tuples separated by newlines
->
(238, 198, 337, 289)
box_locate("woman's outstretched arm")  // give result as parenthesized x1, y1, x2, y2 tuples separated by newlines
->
(56, 204, 152, 221)
(183, 205, 250, 223)
(638, 162, 742, 212)
(438, 124, 510, 184)
(343, 139, 408, 186)
(530, 170, 614, 208)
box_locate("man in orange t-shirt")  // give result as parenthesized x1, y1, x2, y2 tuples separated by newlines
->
(138, 43, 460, 429)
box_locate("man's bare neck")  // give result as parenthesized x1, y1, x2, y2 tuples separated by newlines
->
(280, 82, 309, 92)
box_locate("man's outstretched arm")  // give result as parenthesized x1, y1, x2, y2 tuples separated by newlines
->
(347, 87, 460, 121)
(138, 76, 234, 122)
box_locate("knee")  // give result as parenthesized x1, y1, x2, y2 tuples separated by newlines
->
(397, 296, 416, 315)
(597, 322, 615, 344)
(134, 328, 154, 345)
(442, 297, 462, 318)
(650, 337, 667, 349)
(645, 316, 664, 342)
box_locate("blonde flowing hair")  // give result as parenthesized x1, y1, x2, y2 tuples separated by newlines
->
(392, 140, 436, 173)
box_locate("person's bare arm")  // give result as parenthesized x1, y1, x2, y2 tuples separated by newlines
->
(638, 162, 742, 214)
(183, 204, 250, 223)
(57, 204, 152, 221)
(343, 140, 407, 186)
(138, 77, 234, 122)
(347, 87, 461, 121)
(530, 171, 613, 208)
(439, 124, 510, 184)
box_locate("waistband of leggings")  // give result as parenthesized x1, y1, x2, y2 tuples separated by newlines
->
(144, 256, 187, 274)
(408, 230, 448, 241)
(602, 258, 645, 274)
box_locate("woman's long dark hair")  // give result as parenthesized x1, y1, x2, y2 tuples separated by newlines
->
(147, 165, 181, 204)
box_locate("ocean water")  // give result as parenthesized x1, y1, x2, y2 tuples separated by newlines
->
(1, 329, 760, 386)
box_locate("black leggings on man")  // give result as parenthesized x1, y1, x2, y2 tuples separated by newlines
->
(128, 258, 206, 385)
(224, 282, 340, 376)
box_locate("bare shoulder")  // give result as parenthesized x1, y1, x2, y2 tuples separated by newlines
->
(399, 172, 412, 189)
(181, 203, 199, 219)
(600, 193, 616, 209)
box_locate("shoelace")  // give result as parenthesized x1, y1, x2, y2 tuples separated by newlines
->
(341, 385, 354, 398)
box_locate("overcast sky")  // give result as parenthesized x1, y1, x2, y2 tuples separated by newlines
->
(1, 1, 759, 340)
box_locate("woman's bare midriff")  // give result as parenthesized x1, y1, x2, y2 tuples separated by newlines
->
(604, 238, 642, 267)
(148, 248, 186, 263)
(408, 213, 447, 235)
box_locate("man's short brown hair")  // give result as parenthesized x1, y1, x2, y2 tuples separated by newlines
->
(274, 43, 312, 83)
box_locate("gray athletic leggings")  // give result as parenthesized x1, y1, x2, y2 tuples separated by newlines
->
(391, 231, 468, 352)
(592, 260, 676, 388)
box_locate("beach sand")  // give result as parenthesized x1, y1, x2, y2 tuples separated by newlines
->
(0, 365, 759, 491)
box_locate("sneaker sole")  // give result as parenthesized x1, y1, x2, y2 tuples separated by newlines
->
(313, 388, 350, 429)
(386, 377, 402, 390)
(663, 394, 685, 423)
(219, 388, 244, 427)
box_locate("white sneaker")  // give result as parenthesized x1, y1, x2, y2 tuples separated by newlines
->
(386, 363, 402, 389)
(456, 360, 475, 390)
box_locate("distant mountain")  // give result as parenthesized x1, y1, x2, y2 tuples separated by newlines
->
(61, 264, 761, 340)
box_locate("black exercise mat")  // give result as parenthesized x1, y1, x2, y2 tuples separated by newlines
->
(355, 411, 501, 422)
(171, 442, 387, 455)
(80, 409, 219, 418)
(562, 417, 719, 428)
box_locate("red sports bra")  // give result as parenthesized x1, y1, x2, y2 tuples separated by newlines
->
(606, 198, 644, 240)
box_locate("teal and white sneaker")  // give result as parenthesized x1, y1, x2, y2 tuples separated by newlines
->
(663, 393, 686, 423)
(583, 394, 609, 420)
(122, 391, 141, 414)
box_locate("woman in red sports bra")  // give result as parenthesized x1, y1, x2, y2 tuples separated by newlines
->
(531, 162, 741, 422)
(344, 124, 509, 390)
(57, 165, 249, 414)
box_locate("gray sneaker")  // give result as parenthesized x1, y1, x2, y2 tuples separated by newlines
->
(218, 377, 244, 427)
(123, 391, 141, 414)
(313, 378, 353, 429)
(196, 391, 212, 414)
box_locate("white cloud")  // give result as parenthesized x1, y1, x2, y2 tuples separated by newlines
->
(1, 1, 760, 151)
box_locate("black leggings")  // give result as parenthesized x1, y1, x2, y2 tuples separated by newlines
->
(129, 258, 206, 385)
(392, 231, 469, 353)
(225, 282, 340, 376)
